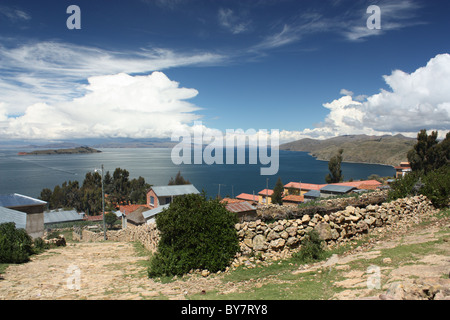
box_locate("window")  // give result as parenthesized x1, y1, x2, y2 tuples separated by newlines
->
(150, 196, 155, 206)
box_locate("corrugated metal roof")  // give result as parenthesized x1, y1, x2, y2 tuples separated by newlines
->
(143, 204, 170, 220)
(44, 210, 85, 224)
(0, 193, 47, 208)
(226, 202, 256, 213)
(304, 190, 321, 198)
(0, 206, 27, 229)
(151, 185, 200, 197)
(320, 185, 356, 193)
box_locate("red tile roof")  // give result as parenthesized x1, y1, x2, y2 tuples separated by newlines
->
(119, 204, 150, 216)
(236, 193, 259, 202)
(284, 182, 327, 190)
(331, 180, 382, 189)
(221, 198, 246, 204)
(258, 189, 274, 196)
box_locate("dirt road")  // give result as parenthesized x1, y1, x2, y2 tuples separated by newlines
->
(1, 218, 449, 300)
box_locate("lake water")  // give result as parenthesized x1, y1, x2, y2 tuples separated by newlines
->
(0, 148, 395, 199)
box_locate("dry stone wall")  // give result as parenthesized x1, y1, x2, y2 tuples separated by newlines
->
(74, 194, 437, 266)
(74, 223, 159, 252)
(235, 195, 437, 262)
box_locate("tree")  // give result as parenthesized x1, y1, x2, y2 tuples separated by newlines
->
(129, 176, 151, 204)
(109, 168, 131, 205)
(104, 212, 118, 229)
(39, 188, 53, 204)
(407, 130, 439, 174)
(271, 177, 284, 205)
(325, 149, 344, 183)
(148, 193, 239, 277)
(168, 171, 191, 185)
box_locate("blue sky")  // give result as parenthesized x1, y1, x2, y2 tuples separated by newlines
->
(0, 0, 449, 142)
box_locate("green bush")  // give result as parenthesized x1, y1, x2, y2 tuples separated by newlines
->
(421, 165, 450, 208)
(387, 171, 422, 201)
(0, 223, 33, 264)
(388, 165, 449, 208)
(148, 193, 239, 277)
(293, 230, 326, 264)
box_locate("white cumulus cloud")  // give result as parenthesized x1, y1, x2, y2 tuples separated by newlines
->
(281, 53, 450, 142)
(0, 72, 202, 140)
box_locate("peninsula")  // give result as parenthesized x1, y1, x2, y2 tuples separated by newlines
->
(280, 134, 415, 167)
(18, 146, 102, 156)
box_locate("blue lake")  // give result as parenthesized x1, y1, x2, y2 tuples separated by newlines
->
(0, 148, 395, 199)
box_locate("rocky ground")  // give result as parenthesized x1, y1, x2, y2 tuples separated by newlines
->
(0, 212, 449, 300)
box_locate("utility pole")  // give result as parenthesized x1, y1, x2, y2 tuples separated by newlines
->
(266, 178, 269, 206)
(101, 164, 106, 241)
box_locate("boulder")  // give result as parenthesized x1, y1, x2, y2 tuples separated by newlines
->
(252, 235, 267, 251)
(269, 238, 286, 250)
(301, 215, 311, 223)
(315, 222, 333, 241)
(266, 230, 280, 241)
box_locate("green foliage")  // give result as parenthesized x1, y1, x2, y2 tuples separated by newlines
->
(421, 165, 450, 208)
(408, 130, 449, 174)
(292, 230, 327, 263)
(39, 167, 150, 215)
(104, 212, 118, 229)
(325, 149, 344, 183)
(271, 177, 284, 205)
(168, 171, 191, 185)
(148, 194, 239, 277)
(388, 165, 449, 208)
(0, 223, 33, 264)
(388, 171, 422, 201)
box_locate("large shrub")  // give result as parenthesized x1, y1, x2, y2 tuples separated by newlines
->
(388, 165, 449, 208)
(0, 223, 33, 264)
(421, 165, 450, 208)
(148, 193, 239, 277)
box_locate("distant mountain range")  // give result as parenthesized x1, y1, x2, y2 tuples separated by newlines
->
(280, 134, 416, 167)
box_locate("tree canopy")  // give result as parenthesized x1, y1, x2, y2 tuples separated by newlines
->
(325, 149, 344, 183)
(407, 130, 449, 174)
(40, 167, 151, 215)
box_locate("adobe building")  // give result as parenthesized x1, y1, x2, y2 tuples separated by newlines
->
(0, 193, 47, 238)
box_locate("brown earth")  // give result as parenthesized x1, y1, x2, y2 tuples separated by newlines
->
(1, 216, 449, 300)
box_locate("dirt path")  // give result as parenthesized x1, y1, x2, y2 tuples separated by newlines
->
(1, 218, 449, 300)
(0, 241, 227, 300)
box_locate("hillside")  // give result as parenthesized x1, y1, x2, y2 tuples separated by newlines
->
(280, 134, 415, 167)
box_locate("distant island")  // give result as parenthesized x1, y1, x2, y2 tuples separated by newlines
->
(18, 146, 102, 156)
(280, 134, 415, 167)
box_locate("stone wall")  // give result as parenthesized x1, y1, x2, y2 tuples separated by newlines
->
(74, 223, 159, 252)
(235, 195, 437, 262)
(74, 194, 437, 266)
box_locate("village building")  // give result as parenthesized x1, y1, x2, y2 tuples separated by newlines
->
(44, 209, 85, 227)
(282, 194, 305, 206)
(0, 193, 47, 238)
(319, 185, 356, 198)
(395, 162, 412, 178)
(284, 182, 327, 196)
(224, 201, 258, 222)
(258, 189, 274, 205)
(303, 190, 321, 202)
(147, 184, 200, 209)
(235, 193, 259, 205)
